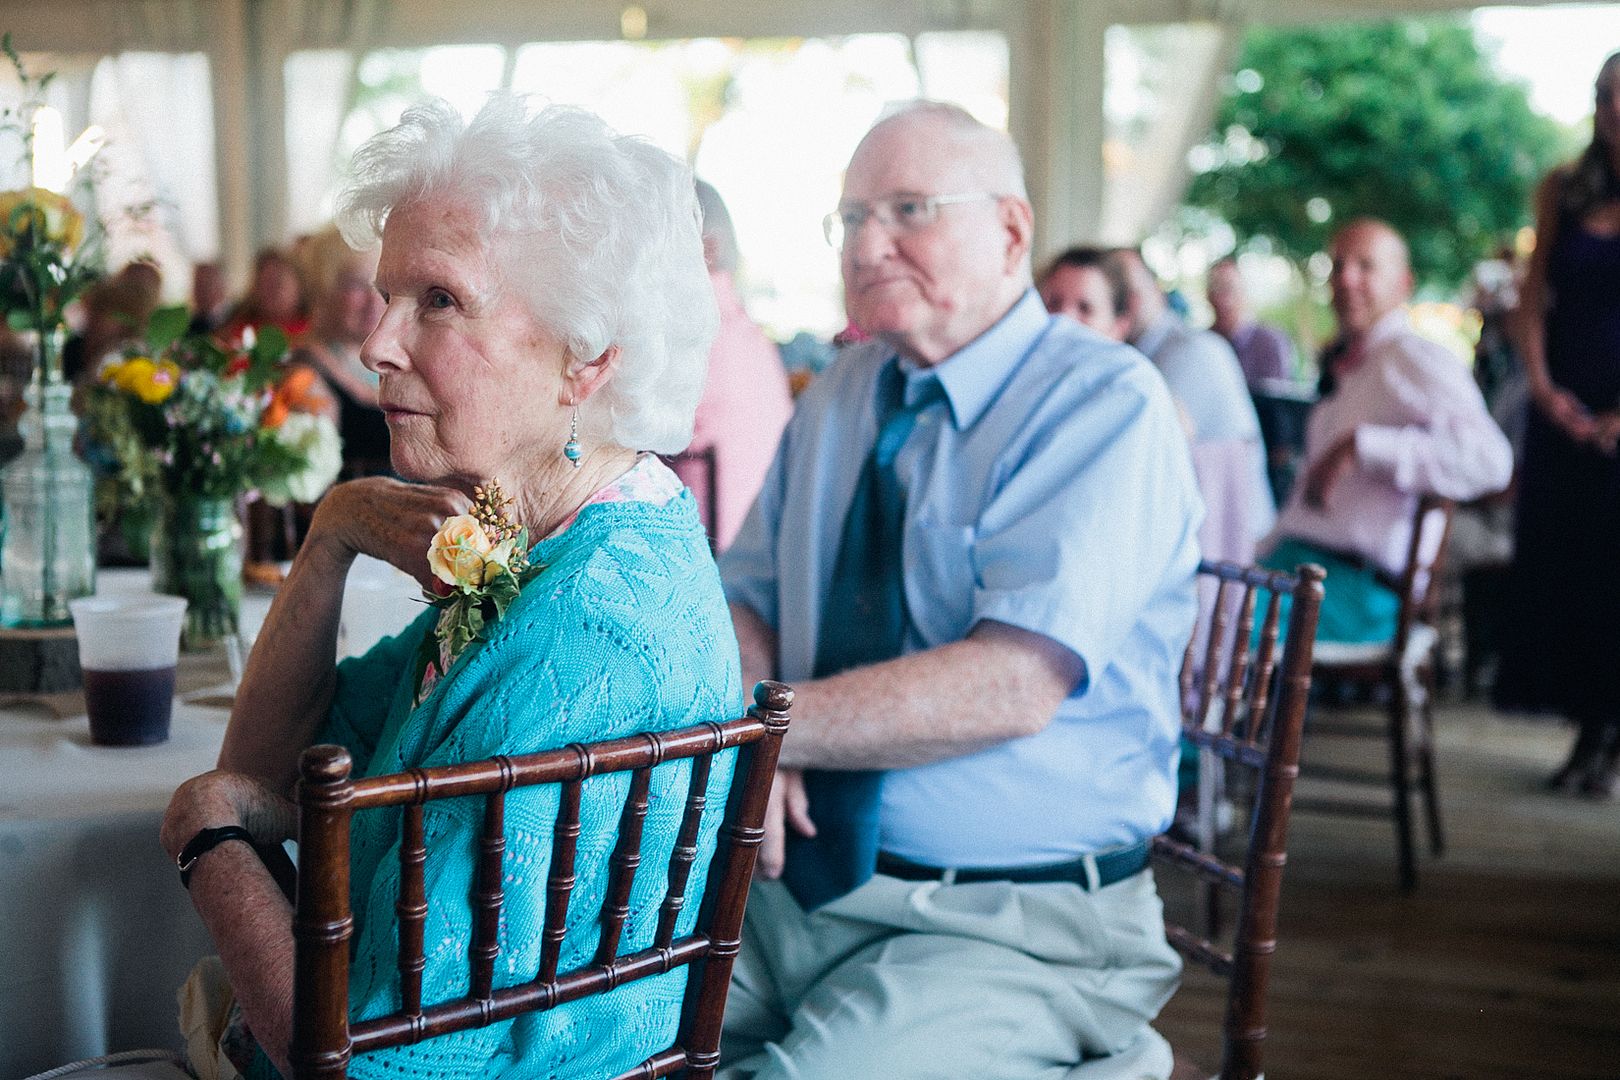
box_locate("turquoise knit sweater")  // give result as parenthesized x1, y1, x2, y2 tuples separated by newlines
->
(255, 492, 741, 1079)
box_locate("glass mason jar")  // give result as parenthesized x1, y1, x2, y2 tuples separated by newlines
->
(0, 329, 97, 627)
(150, 494, 243, 651)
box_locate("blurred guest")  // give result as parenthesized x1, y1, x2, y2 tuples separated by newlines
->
(1497, 52, 1620, 798)
(62, 260, 162, 384)
(1037, 245, 1129, 340)
(1467, 245, 1522, 409)
(219, 247, 308, 345)
(682, 180, 792, 550)
(1207, 256, 1297, 387)
(1262, 219, 1511, 643)
(188, 261, 230, 336)
(1113, 246, 1274, 564)
(292, 225, 387, 478)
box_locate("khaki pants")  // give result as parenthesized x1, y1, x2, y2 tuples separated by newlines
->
(719, 871, 1181, 1080)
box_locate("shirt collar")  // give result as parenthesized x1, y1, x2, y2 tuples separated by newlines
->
(896, 289, 1051, 429)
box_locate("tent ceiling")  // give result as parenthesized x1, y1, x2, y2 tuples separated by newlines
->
(0, 0, 1582, 284)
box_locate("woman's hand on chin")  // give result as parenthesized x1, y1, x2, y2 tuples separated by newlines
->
(307, 476, 472, 590)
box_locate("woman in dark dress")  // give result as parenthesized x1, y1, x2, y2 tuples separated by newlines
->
(1498, 52, 1620, 798)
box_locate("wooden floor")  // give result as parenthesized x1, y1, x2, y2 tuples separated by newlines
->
(1155, 700, 1620, 1080)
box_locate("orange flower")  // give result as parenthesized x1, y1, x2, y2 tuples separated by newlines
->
(261, 364, 326, 430)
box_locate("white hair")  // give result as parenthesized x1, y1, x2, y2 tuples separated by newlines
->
(336, 95, 718, 454)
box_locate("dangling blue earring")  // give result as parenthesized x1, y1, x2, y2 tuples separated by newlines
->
(563, 405, 581, 467)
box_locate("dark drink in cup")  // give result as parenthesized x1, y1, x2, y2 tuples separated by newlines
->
(83, 665, 178, 746)
(69, 595, 188, 749)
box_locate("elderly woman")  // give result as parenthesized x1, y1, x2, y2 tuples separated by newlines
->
(159, 96, 732, 1078)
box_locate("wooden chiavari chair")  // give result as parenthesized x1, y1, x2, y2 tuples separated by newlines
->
(289, 681, 792, 1080)
(1158, 560, 1324, 1080)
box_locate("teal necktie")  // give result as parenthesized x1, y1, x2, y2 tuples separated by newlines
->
(784, 360, 937, 910)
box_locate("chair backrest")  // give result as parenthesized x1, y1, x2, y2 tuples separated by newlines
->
(1392, 495, 1456, 654)
(289, 681, 794, 1080)
(1158, 560, 1325, 1080)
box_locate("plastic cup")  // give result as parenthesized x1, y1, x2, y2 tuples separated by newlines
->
(68, 595, 188, 746)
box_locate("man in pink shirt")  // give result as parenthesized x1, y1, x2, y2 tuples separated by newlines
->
(1261, 219, 1512, 642)
(684, 180, 794, 550)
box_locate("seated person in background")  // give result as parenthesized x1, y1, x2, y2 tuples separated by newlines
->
(63, 260, 163, 385)
(718, 101, 1198, 1079)
(1113, 246, 1274, 565)
(1206, 255, 1298, 389)
(683, 179, 794, 550)
(188, 261, 230, 336)
(1261, 218, 1512, 643)
(160, 96, 738, 1080)
(218, 247, 309, 346)
(292, 224, 390, 478)
(1037, 244, 1131, 340)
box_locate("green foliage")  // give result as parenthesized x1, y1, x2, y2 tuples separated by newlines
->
(83, 327, 326, 504)
(1185, 19, 1565, 288)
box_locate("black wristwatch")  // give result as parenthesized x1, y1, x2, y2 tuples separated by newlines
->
(177, 825, 256, 889)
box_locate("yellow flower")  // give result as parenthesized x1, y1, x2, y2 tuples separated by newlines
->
(133, 359, 181, 404)
(0, 187, 85, 255)
(112, 357, 155, 393)
(428, 515, 495, 588)
(111, 356, 178, 404)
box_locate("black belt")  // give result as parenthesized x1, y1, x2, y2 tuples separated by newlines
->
(875, 840, 1151, 891)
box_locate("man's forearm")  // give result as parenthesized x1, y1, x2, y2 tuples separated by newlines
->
(774, 621, 1082, 771)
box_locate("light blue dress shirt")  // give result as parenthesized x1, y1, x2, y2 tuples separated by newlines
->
(722, 290, 1203, 865)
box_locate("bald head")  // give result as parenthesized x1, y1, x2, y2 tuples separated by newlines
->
(857, 102, 1028, 201)
(1328, 218, 1413, 339)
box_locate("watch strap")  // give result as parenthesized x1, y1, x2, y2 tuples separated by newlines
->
(178, 825, 256, 889)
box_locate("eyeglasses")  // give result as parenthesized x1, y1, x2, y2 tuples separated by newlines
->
(822, 192, 1002, 249)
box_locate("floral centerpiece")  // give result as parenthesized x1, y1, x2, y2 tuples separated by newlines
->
(0, 35, 105, 627)
(84, 307, 343, 647)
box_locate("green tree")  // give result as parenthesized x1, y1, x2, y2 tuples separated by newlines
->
(1185, 19, 1566, 289)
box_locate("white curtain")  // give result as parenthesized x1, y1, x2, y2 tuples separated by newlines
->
(284, 50, 356, 237)
(90, 52, 218, 278)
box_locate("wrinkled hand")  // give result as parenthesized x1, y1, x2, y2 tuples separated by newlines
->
(160, 770, 298, 860)
(756, 768, 816, 880)
(308, 476, 471, 591)
(1302, 433, 1357, 510)
(1533, 381, 1599, 445)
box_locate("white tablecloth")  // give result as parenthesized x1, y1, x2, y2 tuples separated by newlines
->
(0, 691, 231, 1077)
(0, 564, 422, 1078)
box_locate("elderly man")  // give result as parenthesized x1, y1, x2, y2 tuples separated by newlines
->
(1112, 247, 1274, 565)
(1262, 218, 1512, 642)
(718, 102, 1200, 1079)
